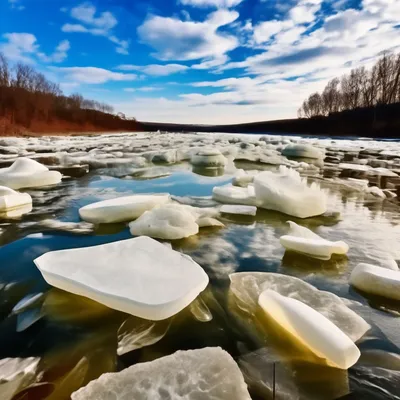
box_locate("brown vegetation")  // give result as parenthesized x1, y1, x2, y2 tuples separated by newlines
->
(298, 51, 400, 118)
(0, 53, 138, 136)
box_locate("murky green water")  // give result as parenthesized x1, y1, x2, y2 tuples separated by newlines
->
(1, 160, 400, 399)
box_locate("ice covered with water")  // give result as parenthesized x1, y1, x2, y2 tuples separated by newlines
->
(282, 144, 323, 159)
(79, 194, 170, 223)
(280, 221, 349, 260)
(71, 347, 251, 400)
(212, 184, 257, 206)
(129, 204, 199, 239)
(34, 236, 209, 320)
(350, 264, 400, 301)
(258, 290, 360, 369)
(0, 158, 62, 189)
(230, 272, 370, 342)
(253, 166, 327, 218)
(0, 186, 32, 211)
(220, 204, 257, 216)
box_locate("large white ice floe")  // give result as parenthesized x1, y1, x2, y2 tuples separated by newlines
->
(34, 236, 209, 320)
(0, 158, 62, 189)
(253, 166, 327, 218)
(258, 290, 360, 369)
(279, 221, 349, 260)
(0, 186, 32, 211)
(350, 264, 400, 301)
(129, 204, 200, 239)
(220, 204, 257, 216)
(282, 144, 323, 159)
(229, 272, 370, 342)
(212, 184, 257, 206)
(190, 149, 227, 167)
(71, 347, 251, 400)
(79, 194, 170, 223)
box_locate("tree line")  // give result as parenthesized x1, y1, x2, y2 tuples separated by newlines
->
(298, 51, 400, 118)
(0, 52, 136, 133)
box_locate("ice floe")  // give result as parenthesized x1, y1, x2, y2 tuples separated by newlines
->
(212, 184, 257, 206)
(190, 149, 227, 167)
(71, 347, 251, 400)
(230, 272, 370, 342)
(279, 221, 349, 260)
(220, 204, 257, 216)
(34, 236, 209, 320)
(0, 186, 32, 211)
(282, 144, 323, 159)
(129, 204, 199, 240)
(79, 194, 170, 223)
(253, 166, 327, 218)
(0, 158, 62, 189)
(350, 264, 400, 301)
(258, 290, 360, 369)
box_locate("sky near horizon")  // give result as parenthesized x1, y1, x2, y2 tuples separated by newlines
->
(1, 0, 399, 124)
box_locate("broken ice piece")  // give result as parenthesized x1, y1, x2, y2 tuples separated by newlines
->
(220, 205, 257, 216)
(0, 186, 32, 212)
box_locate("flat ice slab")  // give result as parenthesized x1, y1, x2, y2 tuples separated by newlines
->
(230, 272, 369, 342)
(79, 194, 170, 223)
(0, 186, 32, 211)
(0, 158, 62, 189)
(254, 166, 327, 218)
(350, 264, 400, 301)
(220, 204, 257, 216)
(258, 290, 360, 369)
(34, 236, 209, 320)
(72, 347, 251, 400)
(212, 184, 257, 206)
(280, 221, 349, 260)
(282, 144, 323, 159)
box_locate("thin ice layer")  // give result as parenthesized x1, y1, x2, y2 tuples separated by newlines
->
(0, 158, 62, 189)
(253, 166, 327, 218)
(79, 194, 170, 223)
(258, 290, 360, 369)
(229, 272, 370, 342)
(72, 347, 251, 400)
(34, 236, 209, 320)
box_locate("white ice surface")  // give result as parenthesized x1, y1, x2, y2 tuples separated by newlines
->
(34, 236, 209, 320)
(254, 167, 327, 218)
(350, 264, 400, 301)
(282, 144, 323, 159)
(0, 158, 62, 189)
(190, 149, 227, 167)
(0, 186, 32, 211)
(220, 204, 257, 216)
(258, 290, 360, 369)
(230, 272, 370, 342)
(79, 194, 170, 223)
(280, 221, 349, 260)
(72, 347, 251, 400)
(212, 184, 257, 206)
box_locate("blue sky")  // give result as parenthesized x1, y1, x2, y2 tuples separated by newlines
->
(1, 0, 399, 123)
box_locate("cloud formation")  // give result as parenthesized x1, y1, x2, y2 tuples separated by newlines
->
(117, 64, 189, 76)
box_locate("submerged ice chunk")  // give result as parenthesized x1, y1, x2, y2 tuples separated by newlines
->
(230, 272, 369, 342)
(350, 264, 400, 301)
(79, 194, 170, 223)
(0, 158, 62, 189)
(282, 144, 323, 159)
(220, 204, 257, 216)
(280, 221, 349, 260)
(34, 236, 209, 320)
(0, 186, 32, 211)
(258, 290, 360, 369)
(190, 149, 227, 167)
(253, 166, 327, 218)
(212, 184, 257, 206)
(129, 204, 199, 239)
(71, 347, 251, 400)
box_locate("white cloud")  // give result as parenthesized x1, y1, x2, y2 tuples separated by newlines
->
(9, 0, 25, 10)
(117, 63, 189, 76)
(0, 33, 38, 63)
(124, 86, 162, 92)
(137, 10, 239, 61)
(62, 2, 129, 55)
(38, 40, 70, 63)
(50, 66, 137, 84)
(178, 0, 244, 7)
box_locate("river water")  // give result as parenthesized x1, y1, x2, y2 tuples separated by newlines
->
(0, 132, 399, 399)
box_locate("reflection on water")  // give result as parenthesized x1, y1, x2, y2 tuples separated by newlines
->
(0, 159, 399, 399)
